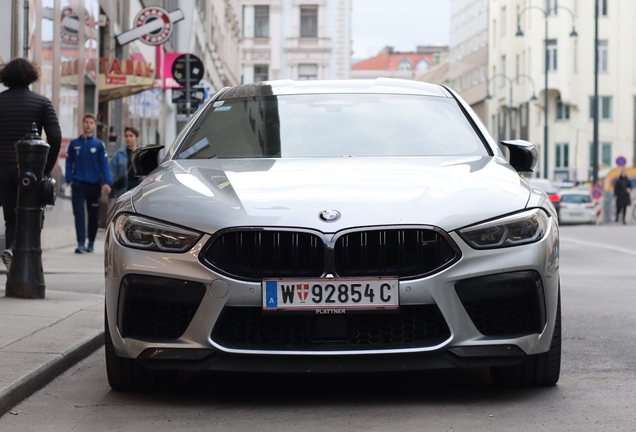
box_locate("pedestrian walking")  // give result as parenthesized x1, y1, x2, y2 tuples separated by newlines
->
(65, 113, 112, 253)
(0, 58, 62, 271)
(614, 168, 632, 224)
(109, 126, 141, 198)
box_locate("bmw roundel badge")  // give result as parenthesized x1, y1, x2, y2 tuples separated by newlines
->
(319, 209, 341, 223)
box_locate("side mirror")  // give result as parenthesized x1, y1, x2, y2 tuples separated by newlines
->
(500, 140, 537, 172)
(131, 145, 165, 176)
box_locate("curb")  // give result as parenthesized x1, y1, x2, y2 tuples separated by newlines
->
(0, 331, 104, 415)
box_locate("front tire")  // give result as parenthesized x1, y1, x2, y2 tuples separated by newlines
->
(104, 308, 173, 391)
(490, 293, 561, 387)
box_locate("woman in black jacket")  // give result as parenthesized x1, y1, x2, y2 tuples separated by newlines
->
(0, 58, 61, 271)
(614, 168, 632, 224)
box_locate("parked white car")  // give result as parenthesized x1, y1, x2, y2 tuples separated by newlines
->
(559, 190, 599, 224)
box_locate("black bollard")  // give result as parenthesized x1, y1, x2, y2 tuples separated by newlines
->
(6, 123, 56, 299)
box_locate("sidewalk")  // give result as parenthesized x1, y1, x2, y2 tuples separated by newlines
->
(0, 238, 105, 415)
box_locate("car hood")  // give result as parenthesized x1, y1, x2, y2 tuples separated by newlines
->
(130, 156, 530, 234)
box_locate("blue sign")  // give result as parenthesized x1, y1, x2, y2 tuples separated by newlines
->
(616, 156, 627, 167)
(592, 184, 603, 200)
(265, 281, 278, 308)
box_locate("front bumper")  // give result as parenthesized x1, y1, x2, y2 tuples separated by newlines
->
(105, 217, 559, 372)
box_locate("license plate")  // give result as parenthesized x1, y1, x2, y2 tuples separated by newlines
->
(570, 212, 583, 216)
(262, 278, 399, 312)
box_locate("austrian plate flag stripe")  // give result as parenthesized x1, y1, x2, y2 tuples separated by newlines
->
(265, 281, 278, 308)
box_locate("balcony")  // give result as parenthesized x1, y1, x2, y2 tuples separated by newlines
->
(285, 37, 331, 53)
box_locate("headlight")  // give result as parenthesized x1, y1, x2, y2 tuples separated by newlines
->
(114, 214, 202, 252)
(458, 209, 549, 249)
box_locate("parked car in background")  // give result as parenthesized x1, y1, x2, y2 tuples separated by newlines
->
(528, 179, 561, 220)
(559, 190, 598, 224)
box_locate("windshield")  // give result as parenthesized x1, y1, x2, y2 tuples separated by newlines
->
(561, 194, 592, 204)
(176, 93, 488, 159)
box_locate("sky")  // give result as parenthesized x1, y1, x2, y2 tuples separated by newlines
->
(351, 0, 450, 60)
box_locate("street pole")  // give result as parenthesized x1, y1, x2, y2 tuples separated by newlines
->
(592, 0, 600, 184)
(543, 15, 549, 179)
(509, 82, 514, 140)
(517, 5, 576, 179)
(185, 54, 192, 117)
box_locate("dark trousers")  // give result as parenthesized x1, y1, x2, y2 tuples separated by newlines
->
(0, 164, 18, 249)
(71, 181, 101, 245)
(616, 205, 627, 223)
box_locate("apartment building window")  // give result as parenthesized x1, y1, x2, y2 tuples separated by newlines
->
(556, 97, 570, 120)
(546, 40, 557, 71)
(398, 58, 412, 71)
(597, 40, 608, 73)
(416, 59, 429, 73)
(254, 6, 270, 38)
(500, 55, 506, 87)
(300, 6, 318, 38)
(547, 0, 557, 15)
(590, 142, 612, 166)
(298, 64, 318, 80)
(254, 65, 269, 82)
(589, 96, 612, 120)
(501, 7, 506, 37)
(520, 102, 529, 140)
(196, 0, 206, 21)
(555, 143, 569, 168)
(597, 0, 608, 16)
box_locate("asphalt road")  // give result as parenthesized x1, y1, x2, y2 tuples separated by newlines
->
(2, 224, 636, 431)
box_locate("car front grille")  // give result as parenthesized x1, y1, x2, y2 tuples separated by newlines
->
(211, 305, 451, 351)
(334, 229, 457, 277)
(202, 230, 324, 280)
(202, 228, 459, 281)
(118, 274, 206, 340)
(454, 271, 546, 338)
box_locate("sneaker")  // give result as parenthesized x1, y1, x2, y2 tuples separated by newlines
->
(1, 248, 13, 272)
(74, 247, 84, 254)
(86, 243, 94, 253)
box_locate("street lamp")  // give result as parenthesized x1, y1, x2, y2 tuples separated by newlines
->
(516, 4, 577, 179)
(486, 73, 538, 141)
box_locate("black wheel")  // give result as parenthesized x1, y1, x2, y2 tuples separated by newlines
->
(490, 293, 561, 387)
(104, 308, 174, 391)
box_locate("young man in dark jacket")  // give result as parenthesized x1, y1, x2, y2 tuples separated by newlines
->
(0, 58, 62, 271)
(65, 113, 112, 253)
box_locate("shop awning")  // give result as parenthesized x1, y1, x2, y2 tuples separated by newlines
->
(98, 73, 154, 102)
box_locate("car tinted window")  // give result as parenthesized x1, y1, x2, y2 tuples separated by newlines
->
(561, 194, 592, 204)
(176, 94, 488, 159)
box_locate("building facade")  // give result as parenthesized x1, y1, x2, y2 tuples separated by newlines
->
(241, 0, 351, 83)
(486, 0, 636, 181)
(448, 0, 489, 122)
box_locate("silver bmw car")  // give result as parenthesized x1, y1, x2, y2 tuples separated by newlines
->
(105, 79, 560, 390)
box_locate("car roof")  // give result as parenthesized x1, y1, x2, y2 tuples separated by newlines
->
(219, 78, 451, 99)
